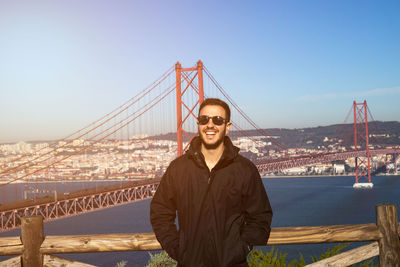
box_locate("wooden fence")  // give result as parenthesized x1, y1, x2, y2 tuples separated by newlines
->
(0, 204, 399, 266)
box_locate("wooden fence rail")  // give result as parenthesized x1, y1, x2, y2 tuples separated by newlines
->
(0, 204, 399, 266)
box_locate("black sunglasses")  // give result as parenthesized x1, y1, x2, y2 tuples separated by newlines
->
(198, 115, 227, 126)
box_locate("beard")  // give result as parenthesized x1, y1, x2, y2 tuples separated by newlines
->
(199, 127, 226, 150)
(202, 135, 225, 150)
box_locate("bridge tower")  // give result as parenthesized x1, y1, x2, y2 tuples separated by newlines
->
(352, 100, 373, 188)
(175, 61, 204, 156)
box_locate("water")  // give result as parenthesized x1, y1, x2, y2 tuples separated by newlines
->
(1, 175, 399, 266)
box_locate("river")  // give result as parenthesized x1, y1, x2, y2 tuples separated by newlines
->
(1, 175, 399, 266)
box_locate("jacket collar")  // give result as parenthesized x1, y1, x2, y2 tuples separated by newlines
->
(187, 136, 240, 169)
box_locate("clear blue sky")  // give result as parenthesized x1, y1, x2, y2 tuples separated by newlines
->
(1, 0, 399, 142)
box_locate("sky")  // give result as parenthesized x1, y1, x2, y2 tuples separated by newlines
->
(1, 0, 399, 143)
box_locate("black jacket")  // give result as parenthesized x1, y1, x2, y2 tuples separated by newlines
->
(150, 136, 273, 267)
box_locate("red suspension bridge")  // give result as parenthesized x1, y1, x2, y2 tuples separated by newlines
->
(0, 60, 399, 232)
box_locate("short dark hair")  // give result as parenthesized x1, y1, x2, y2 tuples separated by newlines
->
(198, 98, 231, 122)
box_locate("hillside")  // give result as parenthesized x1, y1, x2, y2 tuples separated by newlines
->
(255, 121, 400, 149)
(152, 121, 400, 149)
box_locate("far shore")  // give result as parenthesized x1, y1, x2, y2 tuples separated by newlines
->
(1, 174, 398, 183)
(262, 174, 353, 179)
(261, 173, 398, 179)
(0, 178, 150, 184)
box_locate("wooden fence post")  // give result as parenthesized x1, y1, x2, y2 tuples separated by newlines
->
(376, 204, 400, 266)
(21, 215, 44, 267)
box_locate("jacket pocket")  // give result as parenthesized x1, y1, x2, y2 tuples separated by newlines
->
(230, 237, 249, 265)
(224, 233, 249, 265)
(178, 230, 186, 262)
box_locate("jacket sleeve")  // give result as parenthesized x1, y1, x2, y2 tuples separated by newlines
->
(241, 163, 273, 246)
(150, 164, 179, 260)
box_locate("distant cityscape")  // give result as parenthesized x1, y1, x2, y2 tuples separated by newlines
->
(1, 125, 399, 183)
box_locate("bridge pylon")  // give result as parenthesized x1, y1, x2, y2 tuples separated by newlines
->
(175, 60, 204, 157)
(352, 100, 373, 189)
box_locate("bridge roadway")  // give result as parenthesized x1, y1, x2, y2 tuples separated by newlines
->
(0, 179, 160, 233)
(257, 148, 400, 174)
(1, 148, 398, 233)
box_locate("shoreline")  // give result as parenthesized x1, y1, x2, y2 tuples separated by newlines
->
(1, 174, 398, 183)
(0, 178, 149, 184)
(262, 173, 399, 179)
(262, 174, 353, 179)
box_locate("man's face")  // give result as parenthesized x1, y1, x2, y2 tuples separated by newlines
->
(197, 105, 231, 150)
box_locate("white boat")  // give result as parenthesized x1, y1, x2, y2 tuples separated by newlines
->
(353, 183, 374, 189)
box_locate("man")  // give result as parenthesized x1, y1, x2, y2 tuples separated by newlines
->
(150, 98, 273, 267)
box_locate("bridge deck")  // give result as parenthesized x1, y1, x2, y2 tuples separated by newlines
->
(0, 180, 159, 233)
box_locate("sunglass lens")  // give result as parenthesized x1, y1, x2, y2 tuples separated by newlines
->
(212, 117, 225, 125)
(198, 116, 209, 125)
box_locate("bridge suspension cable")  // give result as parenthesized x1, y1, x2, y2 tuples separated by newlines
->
(0, 66, 176, 185)
(203, 66, 287, 150)
(1, 66, 175, 171)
